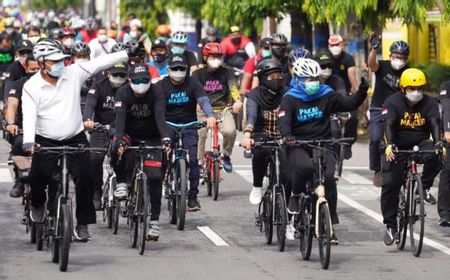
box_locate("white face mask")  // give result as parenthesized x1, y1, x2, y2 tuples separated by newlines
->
(320, 67, 332, 78)
(169, 69, 187, 82)
(109, 76, 127, 88)
(206, 57, 223, 69)
(405, 89, 423, 104)
(391, 58, 406, 70)
(130, 82, 150, 95)
(28, 36, 40, 45)
(329, 46, 342, 56)
(62, 38, 75, 49)
(130, 31, 138, 38)
(98, 34, 108, 43)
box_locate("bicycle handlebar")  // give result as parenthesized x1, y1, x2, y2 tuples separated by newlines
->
(166, 121, 203, 130)
(291, 137, 355, 146)
(37, 145, 107, 154)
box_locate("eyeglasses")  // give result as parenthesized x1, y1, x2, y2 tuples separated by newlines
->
(170, 66, 187, 72)
(131, 78, 150, 84)
(267, 73, 283, 80)
(112, 73, 127, 78)
(320, 65, 332, 69)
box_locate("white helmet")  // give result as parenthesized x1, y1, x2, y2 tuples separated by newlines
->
(292, 58, 321, 78)
(33, 39, 69, 61)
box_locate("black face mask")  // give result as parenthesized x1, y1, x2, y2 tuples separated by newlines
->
(272, 47, 286, 59)
(153, 54, 167, 64)
(231, 37, 241, 45)
(263, 78, 284, 95)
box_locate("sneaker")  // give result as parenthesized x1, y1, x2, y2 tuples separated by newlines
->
(424, 189, 436, 205)
(373, 171, 383, 187)
(188, 197, 201, 211)
(114, 182, 128, 199)
(75, 224, 91, 241)
(287, 195, 301, 214)
(30, 205, 46, 223)
(249, 187, 262, 205)
(93, 189, 102, 211)
(330, 233, 339, 246)
(9, 181, 24, 198)
(222, 155, 233, 173)
(147, 220, 160, 241)
(438, 217, 450, 227)
(383, 227, 398, 246)
(343, 145, 352, 160)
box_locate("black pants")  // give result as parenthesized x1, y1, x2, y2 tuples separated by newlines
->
(30, 132, 96, 225)
(111, 138, 165, 221)
(8, 134, 26, 181)
(438, 143, 450, 220)
(89, 131, 110, 193)
(288, 146, 339, 224)
(381, 140, 441, 227)
(344, 111, 358, 145)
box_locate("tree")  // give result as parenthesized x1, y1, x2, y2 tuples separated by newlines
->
(119, 0, 168, 36)
(30, 0, 82, 11)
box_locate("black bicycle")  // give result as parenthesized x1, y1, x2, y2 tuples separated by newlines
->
(330, 112, 351, 178)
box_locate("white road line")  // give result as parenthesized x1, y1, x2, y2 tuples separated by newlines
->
(339, 193, 450, 256)
(0, 163, 8, 166)
(341, 171, 373, 185)
(235, 170, 252, 184)
(234, 164, 370, 171)
(197, 226, 230, 247)
(0, 168, 13, 183)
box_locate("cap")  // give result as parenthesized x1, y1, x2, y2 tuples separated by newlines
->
(230, 26, 240, 33)
(16, 40, 34, 52)
(151, 38, 166, 50)
(129, 63, 150, 79)
(315, 49, 333, 66)
(109, 63, 129, 74)
(168, 55, 187, 68)
(328, 34, 343, 45)
(46, 52, 70, 61)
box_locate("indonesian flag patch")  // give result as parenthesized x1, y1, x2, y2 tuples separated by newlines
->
(3, 72, 10, 78)
(9, 89, 16, 95)
(381, 108, 388, 115)
(440, 89, 447, 96)
(278, 110, 286, 117)
(114, 101, 122, 107)
(88, 88, 96, 94)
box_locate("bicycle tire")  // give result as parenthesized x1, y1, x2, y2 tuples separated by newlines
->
(397, 188, 408, 250)
(138, 174, 148, 255)
(409, 174, 425, 257)
(59, 204, 71, 272)
(299, 201, 313, 260)
(213, 160, 220, 201)
(275, 192, 287, 252)
(318, 203, 331, 270)
(128, 181, 138, 248)
(263, 192, 273, 245)
(176, 159, 187, 231)
(30, 222, 36, 244)
(36, 223, 44, 251)
(51, 215, 59, 263)
(336, 145, 345, 177)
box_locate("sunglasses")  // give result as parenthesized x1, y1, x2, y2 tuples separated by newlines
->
(112, 73, 127, 78)
(170, 66, 187, 72)
(131, 78, 150, 84)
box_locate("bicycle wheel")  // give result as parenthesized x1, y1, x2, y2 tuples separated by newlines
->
(263, 192, 273, 245)
(137, 175, 148, 255)
(409, 175, 425, 257)
(212, 160, 220, 201)
(275, 192, 287, 252)
(397, 188, 408, 250)
(318, 203, 331, 270)
(58, 204, 72, 272)
(176, 159, 187, 230)
(128, 182, 138, 248)
(336, 144, 345, 178)
(50, 215, 59, 263)
(299, 199, 313, 260)
(36, 223, 44, 251)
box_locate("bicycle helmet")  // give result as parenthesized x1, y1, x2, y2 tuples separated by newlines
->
(288, 48, 312, 66)
(270, 33, 288, 45)
(86, 17, 97, 31)
(202, 42, 224, 57)
(400, 68, 426, 88)
(71, 42, 91, 56)
(60, 27, 75, 37)
(292, 58, 321, 78)
(260, 37, 272, 49)
(256, 59, 283, 78)
(33, 39, 68, 61)
(206, 26, 217, 36)
(156, 24, 171, 36)
(390, 40, 410, 55)
(111, 43, 126, 53)
(49, 28, 62, 40)
(172, 31, 189, 44)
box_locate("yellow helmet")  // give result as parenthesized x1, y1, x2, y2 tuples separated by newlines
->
(400, 68, 426, 88)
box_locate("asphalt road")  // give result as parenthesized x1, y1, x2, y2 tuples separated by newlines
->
(0, 134, 449, 280)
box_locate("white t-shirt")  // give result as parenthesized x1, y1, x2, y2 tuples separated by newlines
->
(88, 38, 117, 60)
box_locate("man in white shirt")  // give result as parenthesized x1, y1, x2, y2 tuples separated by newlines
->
(22, 38, 128, 240)
(88, 27, 117, 60)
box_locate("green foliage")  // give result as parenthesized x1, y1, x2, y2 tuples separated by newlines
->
(413, 62, 450, 92)
(120, 0, 168, 36)
(30, 0, 82, 11)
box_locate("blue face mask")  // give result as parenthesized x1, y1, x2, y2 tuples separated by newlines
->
(47, 61, 66, 78)
(262, 49, 272, 58)
(171, 46, 185, 55)
(304, 80, 320, 95)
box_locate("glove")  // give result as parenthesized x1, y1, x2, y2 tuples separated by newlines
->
(435, 141, 446, 157)
(369, 32, 381, 50)
(112, 139, 127, 152)
(385, 143, 396, 161)
(360, 70, 369, 88)
(162, 137, 171, 147)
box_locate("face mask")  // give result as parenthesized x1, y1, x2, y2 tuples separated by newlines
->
(153, 54, 167, 64)
(262, 49, 272, 59)
(232, 37, 241, 45)
(207, 36, 216, 42)
(5, 28, 14, 34)
(206, 57, 223, 69)
(109, 76, 126, 88)
(405, 90, 423, 104)
(98, 34, 108, 43)
(130, 82, 150, 95)
(28, 36, 40, 45)
(320, 68, 332, 79)
(159, 36, 169, 42)
(263, 78, 283, 94)
(130, 31, 138, 38)
(391, 58, 406, 70)
(171, 47, 185, 55)
(47, 61, 66, 78)
(272, 47, 286, 59)
(18, 55, 27, 65)
(62, 38, 75, 49)
(169, 69, 187, 82)
(329, 46, 342, 56)
(304, 80, 320, 95)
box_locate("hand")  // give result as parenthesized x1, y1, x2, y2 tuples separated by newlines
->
(240, 137, 254, 150)
(444, 131, 450, 143)
(385, 144, 396, 162)
(368, 32, 381, 50)
(232, 100, 242, 114)
(6, 124, 18, 136)
(23, 142, 36, 155)
(162, 137, 172, 154)
(360, 70, 369, 88)
(83, 120, 95, 130)
(283, 135, 296, 146)
(435, 141, 445, 156)
(206, 116, 216, 129)
(113, 140, 127, 155)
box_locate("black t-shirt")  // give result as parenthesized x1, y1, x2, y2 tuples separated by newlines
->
(0, 47, 15, 72)
(157, 76, 206, 123)
(191, 66, 237, 110)
(371, 60, 407, 108)
(114, 83, 168, 140)
(325, 74, 347, 96)
(383, 92, 439, 148)
(439, 80, 450, 132)
(3, 60, 27, 102)
(7, 76, 28, 127)
(330, 51, 355, 92)
(82, 77, 118, 125)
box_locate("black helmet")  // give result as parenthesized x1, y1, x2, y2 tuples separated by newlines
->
(288, 48, 312, 66)
(314, 49, 333, 67)
(206, 26, 217, 36)
(49, 28, 62, 40)
(270, 33, 288, 45)
(390, 41, 410, 55)
(260, 37, 272, 49)
(71, 42, 91, 56)
(256, 59, 283, 77)
(111, 42, 126, 53)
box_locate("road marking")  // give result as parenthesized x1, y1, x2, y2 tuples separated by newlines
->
(0, 168, 13, 183)
(197, 226, 230, 247)
(338, 193, 450, 256)
(341, 171, 373, 185)
(0, 163, 8, 166)
(234, 164, 370, 171)
(235, 170, 252, 183)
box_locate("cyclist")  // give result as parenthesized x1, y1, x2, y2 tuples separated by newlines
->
(25, 26, 41, 45)
(315, 49, 346, 95)
(240, 59, 287, 204)
(3, 40, 33, 101)
(285, 47, 312, 86)
(147, 38, 169, 82)
(170, 31, 199, 74)
(197, 26, 221, 64)
(220, 26, 256, 69)
(79, 17, 97, 43)
(278, 58, 369, 244)
(192, 42, 241, 173)
(157, 55, 216, 211)
(381, 68, 442, 244)
(112, 64, 170, 241)
(71, 42, 95, 110)
(83, 63, 129, 208)
(5, 55, 39, 198)
(88, 26, 117, 59)
(156, 24, 171, 42)
(438, 79, 450, 227)
(21, 39, 129, 241)
(368, 34, 410, 188)
(269, 33, 289, 73)
(59, 27, 76, 55)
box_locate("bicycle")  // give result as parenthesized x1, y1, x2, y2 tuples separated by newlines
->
(34, 145, 106, 272)
(292, 137, 353, 270)
(396, 145, 438, 257)
(330, 112, 351, 178)
(125, 142, 163, 255)
(164, 120, 203, 231)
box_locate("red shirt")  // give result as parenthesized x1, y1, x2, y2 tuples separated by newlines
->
(79, 29, 97, 43)
(220, 35, 252, 56)
(243, 53, 263, 75)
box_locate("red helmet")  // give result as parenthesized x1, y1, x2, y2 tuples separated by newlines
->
(202, 42, 224, 57)
(60, 27, 75, 37)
